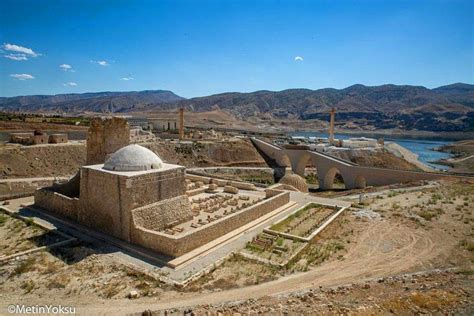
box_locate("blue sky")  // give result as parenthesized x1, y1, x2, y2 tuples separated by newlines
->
(0, 0, 472, 98)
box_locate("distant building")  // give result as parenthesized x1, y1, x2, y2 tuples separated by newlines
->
(341, 137, 379, 148)
(9, 131, 67, 145)
(147, 119, 178, 132)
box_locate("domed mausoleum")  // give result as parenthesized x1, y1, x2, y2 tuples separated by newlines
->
(278, 172, 309, 193)
(103, 144, 163, 171)
(36, 142, 192, 249)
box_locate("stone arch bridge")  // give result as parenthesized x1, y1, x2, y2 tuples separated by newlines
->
(251, 137, 451, 190)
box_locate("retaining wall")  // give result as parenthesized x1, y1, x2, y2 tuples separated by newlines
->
(34, 189, 79, 221)
(132, 195, 192, 231)
(131, 190, 290, 257)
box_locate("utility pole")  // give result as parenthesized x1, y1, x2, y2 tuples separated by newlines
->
(179, 108, 184, 140)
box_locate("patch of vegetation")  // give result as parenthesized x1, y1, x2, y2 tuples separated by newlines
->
(13, 256, 36, 276)
(270, 203, 321, 232)
(305, 173, 318, 185)
(276, 237, 284, 247)
(240, 175, 274, 185)
(460, 240, 474, 252)
(24, 217, 34, 226)
(299, 241, 345, 268)
(245, 242, 264, 253)
(456, 269, 474, 275)
(20, 280, 35, 293)
(387, 191, 399, 198)
(0, 213, 8, 226)
(417, 207, 443, 221)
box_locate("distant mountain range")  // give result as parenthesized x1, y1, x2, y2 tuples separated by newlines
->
(1, 83, 473, 132)
(0, 90, 184, 113)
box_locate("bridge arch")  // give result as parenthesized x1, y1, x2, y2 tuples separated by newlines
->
(323, 167, 346, 190)
(354, 175, 367, 189)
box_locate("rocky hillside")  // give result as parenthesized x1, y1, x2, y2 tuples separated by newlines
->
(1, 83, 473, 132)
(0, 90, 184, 113)
(159, 83, 474, 132)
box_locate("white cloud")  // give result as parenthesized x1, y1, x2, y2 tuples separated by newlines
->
(59, 64, 75, 72)
(294, 56, 304, 61)
(91, 60, 109, 66)
(4, 54, 28, 61)
(10, 73, 35, 80)
(3, 43, 39, 56)
(63, 82, 78, 87)
(120, 76, 134, 81)
(2, 43, 40, 61)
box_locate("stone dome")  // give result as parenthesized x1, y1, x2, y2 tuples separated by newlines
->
(103, 144, 163, 171)
(278, 173, 309, 193)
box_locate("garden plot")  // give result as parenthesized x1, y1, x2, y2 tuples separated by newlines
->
(0, 211, 69, 258)
(240, 203, 345, 267)
(267, 203, 338, 239)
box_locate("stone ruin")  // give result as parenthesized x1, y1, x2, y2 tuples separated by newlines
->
(34, 117, 290, 258)
(9, 130, 68, 145)
(86, 117, 130, 165)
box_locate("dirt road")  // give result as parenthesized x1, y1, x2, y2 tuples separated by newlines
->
(75, 218, 441, 315)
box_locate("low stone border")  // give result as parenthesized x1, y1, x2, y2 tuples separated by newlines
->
(0, 206, 77, 262)
(264, 202, 347, 242)
(241, 203, 347, 268)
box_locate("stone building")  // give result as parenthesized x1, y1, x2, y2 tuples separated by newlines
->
(9, 131, 51, 145)
(34, 116, 290, 258)
(48, 133, 68, 143)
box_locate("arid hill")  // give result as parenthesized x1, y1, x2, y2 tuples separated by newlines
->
(1, 83, 473, 132)
(0, 90, 184, 114)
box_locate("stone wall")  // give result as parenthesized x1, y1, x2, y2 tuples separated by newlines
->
(186, 174, 257, 191)
(131, 190, 290, 257)
(34, 189, 79, 220)
(49, 134, 68, 143)
(267, 183, 298, 192)
(264, 187, 286, 198)
(0, 177, 68, 201)
(132, 195, 192, 231)
(78, 164, 187, 241)
(120, 166, 187, 211)
(86, 117, 130, 164)
(78, 167, 123, 238)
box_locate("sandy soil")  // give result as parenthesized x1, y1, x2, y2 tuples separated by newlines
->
(385, 142, 435, 171)
(0, 121, 88, 132)
(437, 140, 474, 173)
(0, 143, 86, 178)
(0, 178, 472, 315)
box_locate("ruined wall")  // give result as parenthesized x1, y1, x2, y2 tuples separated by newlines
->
(0, 177, 68, 201)
(86, 117, 130, 164)
(185, 174, 257, 190)
(132, 195, 192, 231)
(49, 134, 68, 143)
(34, 189, 79, 221)
(131, 191, 290, 257)
(32, 135, 49, 145)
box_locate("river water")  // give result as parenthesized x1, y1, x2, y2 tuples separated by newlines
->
(290, 132, 452, 170)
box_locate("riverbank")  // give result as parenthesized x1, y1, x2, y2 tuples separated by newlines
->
(434, 140, 474, 173)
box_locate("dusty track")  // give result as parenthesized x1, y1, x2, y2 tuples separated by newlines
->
(78, 219, 440, 315)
